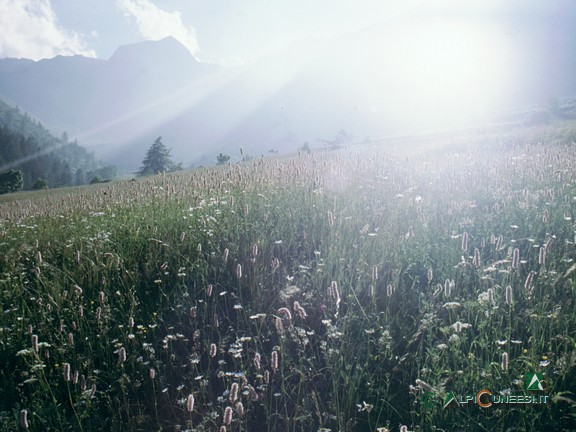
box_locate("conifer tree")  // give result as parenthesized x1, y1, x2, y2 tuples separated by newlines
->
(138, 137, 173, 176)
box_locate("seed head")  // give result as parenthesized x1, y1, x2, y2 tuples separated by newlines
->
(538, 247, 546, 265)
(210, 343, 217, 358)
(187, 394, 195, 412)
(223, 406, 233, 425)
(118, 347, 126, 363)
(253, 352, 261, 370)
(223, 248, 229, 263)
(453, 321, 463, 333)
(512, 248, 520, 269)
(444, 279, 451, 297)
(271, 350, 279, 372)
(473, 248, 481, 267)
(415, 378, 433, 392)
(524, 271, 535, 292)
(236, 401, 244, 417)
(275, 316, 285, 336)
(277, 307, 292, 320)
(20, 409, 29, 429)
(544, 237, 553, 253)
(329, 281, 337, 298)
(229, 382, 239, 403)
(293, 301, 307, 319)
(496, 234, 504, 250)
(63, 363, 71, 381)
(501, 352, 509, 372)
(461, 232, 469, 252)
(505, 285, 513, 306)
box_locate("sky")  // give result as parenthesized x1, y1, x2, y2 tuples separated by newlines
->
(0, 0, 422, 63)
(1, 0, 574, 65)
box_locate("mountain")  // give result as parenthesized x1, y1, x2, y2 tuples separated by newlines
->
(0, 37, 218, 148)
(0, 21, 575, 171)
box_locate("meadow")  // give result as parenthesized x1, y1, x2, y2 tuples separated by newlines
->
(1, 124, 576, 431)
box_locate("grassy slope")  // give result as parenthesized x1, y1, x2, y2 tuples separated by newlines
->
(1, 124, 576, 431)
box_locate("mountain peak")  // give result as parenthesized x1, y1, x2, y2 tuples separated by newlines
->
(107, 37, 197, 68)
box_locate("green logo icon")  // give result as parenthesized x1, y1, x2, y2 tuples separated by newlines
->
(443, 391, 456, 409)
(526, 373, 544, 391)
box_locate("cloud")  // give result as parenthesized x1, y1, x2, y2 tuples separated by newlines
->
(0, 0, 96, 60)
(117, 0, 199, 56)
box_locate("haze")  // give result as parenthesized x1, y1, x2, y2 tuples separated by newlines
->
(1, 0, 575, 169)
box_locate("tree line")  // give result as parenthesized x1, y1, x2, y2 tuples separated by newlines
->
(0, 100, 116, 194)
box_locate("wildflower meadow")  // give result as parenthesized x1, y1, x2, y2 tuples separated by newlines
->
(1, 124, 576, 431)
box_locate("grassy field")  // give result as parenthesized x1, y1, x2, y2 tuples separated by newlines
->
(1, 124, 576, 431)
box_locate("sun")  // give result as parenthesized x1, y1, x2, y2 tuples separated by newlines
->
(361, 15, 517, 129)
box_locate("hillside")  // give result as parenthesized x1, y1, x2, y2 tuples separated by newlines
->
(0, 98, 116, 190)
